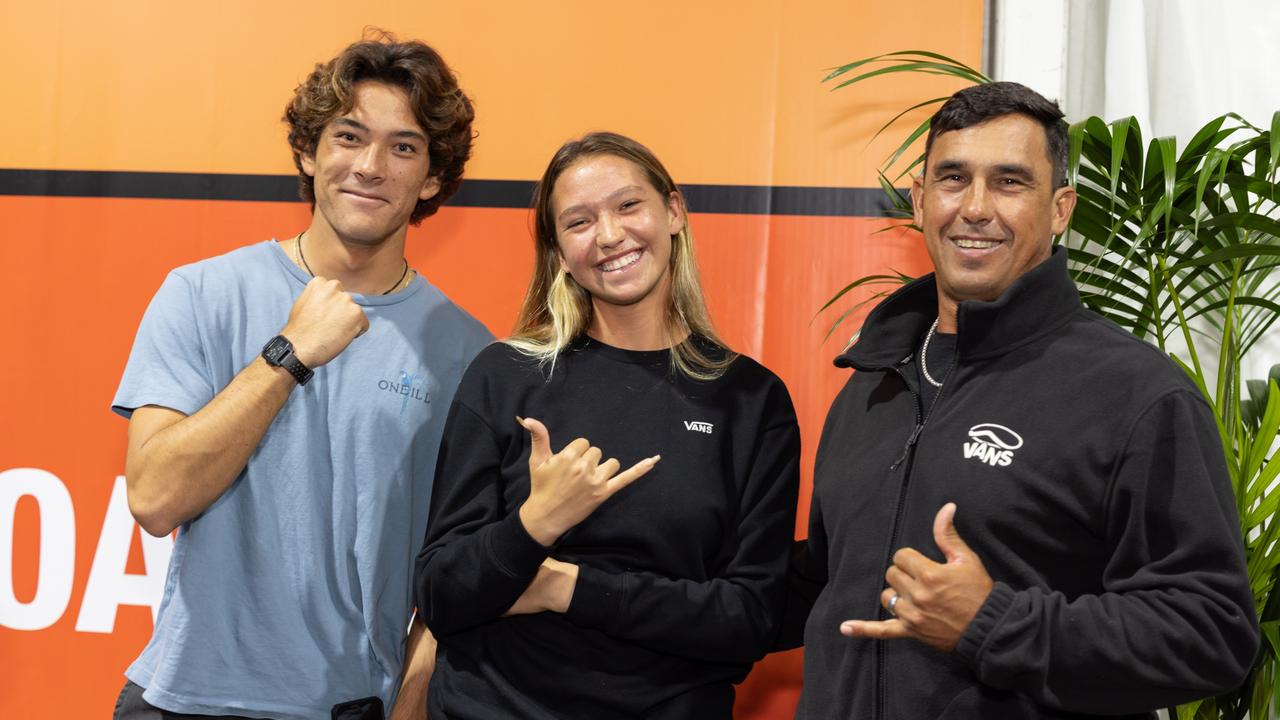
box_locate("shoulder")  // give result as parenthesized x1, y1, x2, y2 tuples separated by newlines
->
(139, 242, 281, 318)
(170, 241, 279, 283)
(469, 341, 539, 371)
(722, 352, 785, 390)
(165, 241, 290, 306)
(712, 350, 798, 424)
(457, 342, 544, 392)
(441, 341, 547, 425)
(1067, 309, 1200, 396)
(413, 283, 495, 351)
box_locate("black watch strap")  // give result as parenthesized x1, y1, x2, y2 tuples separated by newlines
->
(278, 353, 314, 385)
(262, 335, 315, 386)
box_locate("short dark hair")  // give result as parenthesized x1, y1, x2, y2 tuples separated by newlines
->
(925, 81, 1068, 188)
(284, 31, 475, 223)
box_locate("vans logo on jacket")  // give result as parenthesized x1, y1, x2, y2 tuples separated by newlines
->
(684, 420, 714, 434)
(963, 423, 1024, 467)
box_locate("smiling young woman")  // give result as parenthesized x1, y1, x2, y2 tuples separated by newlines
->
(508, 132, 736, 379)
(414, 132, 802, 719)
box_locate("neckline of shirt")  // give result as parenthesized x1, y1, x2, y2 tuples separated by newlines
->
(266, 239, 425, 307)
(575, 335, 672, 366)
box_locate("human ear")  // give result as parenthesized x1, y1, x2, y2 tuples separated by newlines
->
(419, 174, 442, 202)
(910, 174, 926, 228)
(1050, 185, 1077, 236)
(666, 191, 685, 234)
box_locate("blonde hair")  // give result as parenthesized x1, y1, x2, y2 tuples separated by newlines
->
(507, 132, 734, 380)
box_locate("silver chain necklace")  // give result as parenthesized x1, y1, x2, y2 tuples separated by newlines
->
(920, 318, 944, 387)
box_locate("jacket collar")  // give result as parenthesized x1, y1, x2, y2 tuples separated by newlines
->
(835, 245, 1081, 370)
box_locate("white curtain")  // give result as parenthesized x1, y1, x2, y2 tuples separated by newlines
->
(1062, 0, 1280, 385)
(1063, 0, 1280, 146)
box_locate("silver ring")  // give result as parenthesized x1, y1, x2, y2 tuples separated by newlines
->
(887, 593, 900, 617)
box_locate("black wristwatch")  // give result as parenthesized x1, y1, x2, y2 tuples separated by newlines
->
(262, 335, 314, 386)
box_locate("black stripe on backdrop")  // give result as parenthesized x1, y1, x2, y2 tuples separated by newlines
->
(0, 169, 905, 218)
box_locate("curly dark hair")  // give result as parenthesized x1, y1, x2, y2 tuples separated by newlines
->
(926, 81, 1069, 189)
(284, 32, 474, 223)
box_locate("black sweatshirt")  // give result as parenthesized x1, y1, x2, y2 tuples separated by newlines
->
(415, 337, 800, 720)
(781, 248, 1258, 719)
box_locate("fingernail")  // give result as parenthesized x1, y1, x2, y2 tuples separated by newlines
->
(649, 455, 662, 464)
(840, 622, 855, 635)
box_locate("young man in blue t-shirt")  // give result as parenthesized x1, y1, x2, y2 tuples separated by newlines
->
(111, 35, 491, 720)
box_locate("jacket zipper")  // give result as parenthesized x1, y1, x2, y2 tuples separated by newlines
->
(874, 362, 953, 720)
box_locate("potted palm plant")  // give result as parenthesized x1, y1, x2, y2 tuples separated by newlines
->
(820, 51, 1280, 720)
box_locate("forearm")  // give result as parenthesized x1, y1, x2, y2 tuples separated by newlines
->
(560, 416, 799, 663)
(388, 615, 434, 720)
(126, 357, 296, 535)
(959, 390, 1253, 712)
(417, 509, 550, 636)
(775, 539, 826, 651)
(959, 583, 1257, 713)
(564, 564, 784, 664)
(416, 402, 557, 635)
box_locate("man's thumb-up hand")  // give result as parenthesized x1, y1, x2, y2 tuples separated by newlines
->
(934, 502, 974, 564)
(841, 503, 994, 652)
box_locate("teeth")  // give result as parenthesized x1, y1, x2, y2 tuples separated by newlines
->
(955, 238, 1001, 249)
(600, 250, 642, 272)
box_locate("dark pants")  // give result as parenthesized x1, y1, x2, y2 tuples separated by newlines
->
(112, 680, 266, 720)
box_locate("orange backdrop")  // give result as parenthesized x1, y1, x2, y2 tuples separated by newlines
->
(0, 2, 984, 716)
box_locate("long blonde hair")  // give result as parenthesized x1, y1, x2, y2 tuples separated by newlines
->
(507, 132, 734, 380)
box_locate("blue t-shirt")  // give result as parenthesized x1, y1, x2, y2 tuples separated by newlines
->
(112, 240, 492, 719)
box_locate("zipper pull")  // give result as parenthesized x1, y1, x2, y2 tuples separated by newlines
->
(889, 423, 924, 470)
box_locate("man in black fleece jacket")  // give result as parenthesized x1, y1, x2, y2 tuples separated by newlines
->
(781, 82, 1259, 719)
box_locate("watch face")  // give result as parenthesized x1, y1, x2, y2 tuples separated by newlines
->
(262, 335, 292, 365)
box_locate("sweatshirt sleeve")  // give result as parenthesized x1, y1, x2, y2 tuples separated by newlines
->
(954, 389, 1259, 714)
(774, 500, 828, 651)
(414, 400, 550, 637)
(562, 415, 801, 665)
(775, 384, 850, 651)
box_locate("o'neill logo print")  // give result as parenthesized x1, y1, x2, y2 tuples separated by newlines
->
(376, 370, 431, 415)
(963, 423, 1024, 467)
(684, 420, 714, 434)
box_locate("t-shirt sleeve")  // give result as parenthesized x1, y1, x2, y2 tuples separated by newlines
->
(112, 272, 215, 419)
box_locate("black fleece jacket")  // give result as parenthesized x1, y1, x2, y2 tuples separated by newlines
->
(781, 248, 1258, 719)
(416, 338, 800, 719)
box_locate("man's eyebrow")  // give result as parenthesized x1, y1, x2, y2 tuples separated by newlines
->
(332, 118, 368, 133)
(931, 159, 968, 175)
(331, 118, 428, 143)
(993, 163, 1036, 180)
(390, 129, 429, 143)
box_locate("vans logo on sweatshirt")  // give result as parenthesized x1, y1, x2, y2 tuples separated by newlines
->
(684, 420, 714, 434)
(962, 423, 1023, 467)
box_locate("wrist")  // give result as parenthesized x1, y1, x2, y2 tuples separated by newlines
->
(261, 334, 313, 385)
(518, 503, 561, 547)
(276, 325, 318, 368)
(550, 562, 579, 613)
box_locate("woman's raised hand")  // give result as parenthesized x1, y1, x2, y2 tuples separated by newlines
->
(516, 417, 659, 547)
